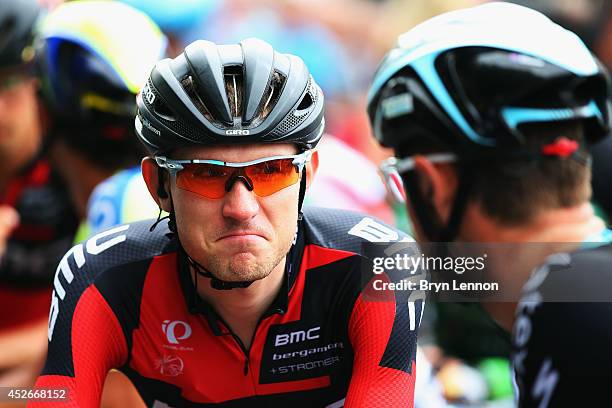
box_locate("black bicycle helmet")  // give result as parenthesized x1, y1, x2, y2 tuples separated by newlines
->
(0, 0, 41, 70)
(367, 2, 611, 241)
(368, 2, 610, 157)
(36, 0, 167, 169)
(135, 37, 325, 155)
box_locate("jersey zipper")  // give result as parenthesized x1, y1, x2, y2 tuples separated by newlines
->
(214, 314, 251, 376)
(218, 309, 284, 377)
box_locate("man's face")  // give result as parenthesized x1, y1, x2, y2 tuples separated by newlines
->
(0, 70, 41, 172)
(169, 143, 301, 283)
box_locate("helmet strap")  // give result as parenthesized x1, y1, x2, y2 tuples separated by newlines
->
(441, 167, 474, 241)
(403, 164, 474, 242)
(297, 169, 307, 221)
(402, 170, 442, 240)
(149, 207, 170, 232)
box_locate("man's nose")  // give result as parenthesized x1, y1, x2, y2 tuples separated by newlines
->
(221, 177, 259, 221)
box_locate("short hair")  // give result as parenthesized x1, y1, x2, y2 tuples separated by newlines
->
(469, 120, 590, 225)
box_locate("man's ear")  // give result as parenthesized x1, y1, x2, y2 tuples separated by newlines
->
(305, 150, 319, 189)
(412, 155, 458, 224)
(141, 157, 172, 212)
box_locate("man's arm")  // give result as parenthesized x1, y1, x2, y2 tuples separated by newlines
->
(30, 284, 127, 407)
(345, 279, 422, 407)
(28, 241, 129, 407)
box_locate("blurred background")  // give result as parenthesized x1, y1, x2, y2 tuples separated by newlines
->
(1, 0, 610, 407)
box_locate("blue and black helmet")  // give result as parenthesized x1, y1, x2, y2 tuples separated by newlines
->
(36, 1, 167, 169)
(367, 2, 611, 157)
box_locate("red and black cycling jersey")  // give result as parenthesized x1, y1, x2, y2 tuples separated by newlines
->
(32, 207, 421, 407)
(0, 149, 79, 330)
(0, 152, 79, 286)
(512, 240, 612, 408)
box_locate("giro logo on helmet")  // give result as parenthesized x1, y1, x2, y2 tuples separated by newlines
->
(225, 129, 250, 135)
(162, 320, 192, 344)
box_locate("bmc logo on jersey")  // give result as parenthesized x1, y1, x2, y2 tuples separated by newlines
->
(275, 326, 320, 347)
(162, 320, 192, 344)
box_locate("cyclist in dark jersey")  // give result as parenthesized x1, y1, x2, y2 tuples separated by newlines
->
(2, 1, 164, 404)
(0, 0, 80, 389)
(512, 243, 612, 407)
(367, 3, 612, 407)
(31, 39, 421, 407)
(36, 1, 167, 223)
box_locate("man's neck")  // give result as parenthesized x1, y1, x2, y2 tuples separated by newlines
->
(464, 202, 606, 331)
(195, 258, 286, 349)
(466, 202, 606, 243)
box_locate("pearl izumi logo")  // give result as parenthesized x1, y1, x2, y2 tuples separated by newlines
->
(225, 129, 250, 135)
(162, 320, 192, 344)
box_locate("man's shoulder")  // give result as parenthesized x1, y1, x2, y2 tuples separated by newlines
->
(569, 240, 612, 275)
(513, 243, 612, 407)
(61, 219, 177, 286)
(514, 242, 612, 370)
(301, 206, 414, 255)
(521, 241, 612, 303)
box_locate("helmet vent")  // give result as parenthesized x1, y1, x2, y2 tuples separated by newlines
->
(296, 92, 313, 111)
(153, 99, 175, 121)
(257, 71, 286, 122)
(306, 76, 319, 104)
(269, 76, 315, 137)
(180, 75, 214, 123)
(224, 65, 243, 118)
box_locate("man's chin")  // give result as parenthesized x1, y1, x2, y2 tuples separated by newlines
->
(227, 250, 260, 264)
(214, 267, 269, 284)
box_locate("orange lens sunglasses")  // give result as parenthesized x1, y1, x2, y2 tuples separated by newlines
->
(155, 151, 312, 199)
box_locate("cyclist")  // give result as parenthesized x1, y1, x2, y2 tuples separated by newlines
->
(367, 3, 612, 407)
(36, 0, 167, 225)
(33, 1, 167, 406)
(31, 38, 421, 407)
(0, 0, 78, 391)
